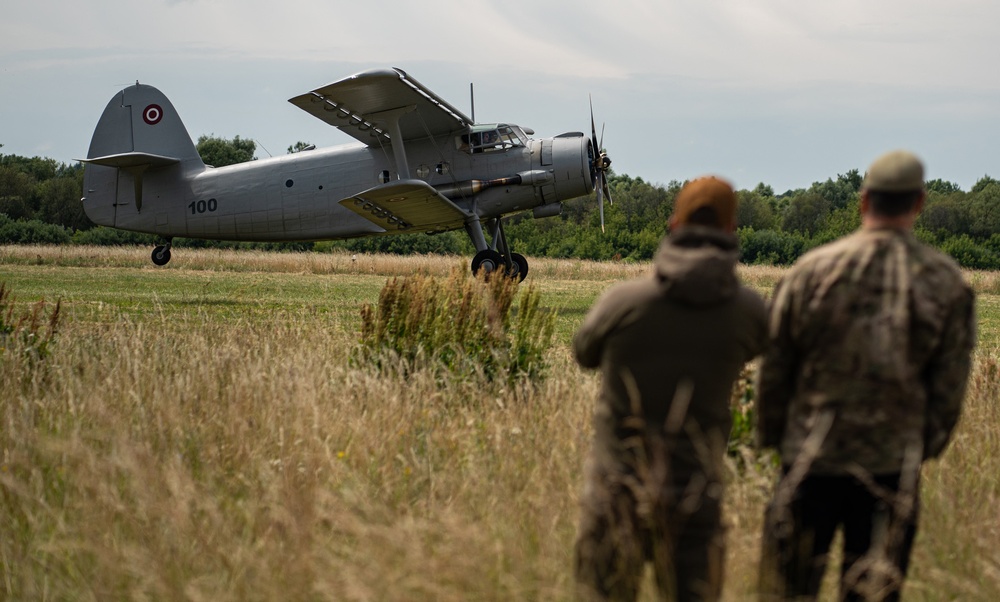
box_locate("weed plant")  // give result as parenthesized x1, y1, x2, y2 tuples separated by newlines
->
(357, 268, 556, 383)
(0, 281, 61, 361)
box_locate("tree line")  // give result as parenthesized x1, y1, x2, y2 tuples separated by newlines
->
(2, 138, 999, 269)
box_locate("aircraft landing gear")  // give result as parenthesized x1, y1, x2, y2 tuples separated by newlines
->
(508, 252, 529, 282)
(466, 218, 529, 282)
(151, 240, 172, 266)
(471, 249, 504, 276)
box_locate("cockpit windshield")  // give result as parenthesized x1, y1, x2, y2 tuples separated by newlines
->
(458, 124, 528, 154)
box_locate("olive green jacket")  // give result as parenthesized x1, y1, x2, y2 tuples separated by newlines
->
(574, 226, 767, 482)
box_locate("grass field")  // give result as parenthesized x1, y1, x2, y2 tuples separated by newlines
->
(2, 244, 998, 601)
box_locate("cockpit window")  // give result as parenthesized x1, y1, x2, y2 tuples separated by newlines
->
(458, 124, 526, 154)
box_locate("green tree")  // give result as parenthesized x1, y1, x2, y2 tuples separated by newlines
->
(809, 170, 861, 210)
(36, 170, 91, 231)
(753, 182, 774, 198)
(968, 180, 1000, 237)
(736, 190, 778, 231)
(919, 191, 971, 236)
(781, 192, 831, 236)
(196, 135, 256, 167)
(926, 179, 963, 195)
(0, 166, 36, 221)
(821, 197, 862, 239)
(971, 175, 999, 194)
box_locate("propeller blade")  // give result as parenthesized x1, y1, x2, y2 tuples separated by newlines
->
(589, 96, 611, 231)
(597, 184, 605, 233)
(589, 95, 600, 161)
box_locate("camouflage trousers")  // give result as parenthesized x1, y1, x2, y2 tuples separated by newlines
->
(758, 469, 919, 602)
(574, 465, 725, 602)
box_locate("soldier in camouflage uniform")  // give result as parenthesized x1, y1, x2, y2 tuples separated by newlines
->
(756, 150, 976, 601)
(574, 177, 767, 601)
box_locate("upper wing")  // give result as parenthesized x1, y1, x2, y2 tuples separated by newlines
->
(289, 68, 473, 147)
(340, 180, 469, 233)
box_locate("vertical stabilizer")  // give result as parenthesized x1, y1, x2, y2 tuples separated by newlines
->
(82, 84, 204, 228)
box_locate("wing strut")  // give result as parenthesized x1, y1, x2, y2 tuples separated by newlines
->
(368, 106, 416, 179)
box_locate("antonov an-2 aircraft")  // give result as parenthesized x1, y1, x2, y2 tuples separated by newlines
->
(81, 67, 612, 280)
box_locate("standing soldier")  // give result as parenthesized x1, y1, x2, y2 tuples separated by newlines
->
(756, 150, 976, 601)
(574, 177, 767, 601)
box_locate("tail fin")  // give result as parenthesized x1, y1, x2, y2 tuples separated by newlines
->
(81, 84, 204, 228)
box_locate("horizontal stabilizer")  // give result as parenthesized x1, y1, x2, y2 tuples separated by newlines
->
(80, 152, 180, 169)
(340, 180, 469, 233)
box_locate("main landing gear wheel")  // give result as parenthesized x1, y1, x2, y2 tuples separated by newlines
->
(471, 249, 504, 276)
(508, 252, 529, 282)
(151, 245, 171, 266)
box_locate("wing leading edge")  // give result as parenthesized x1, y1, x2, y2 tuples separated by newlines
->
(339, 180, 469, 234)
(289, 68, 473, 147)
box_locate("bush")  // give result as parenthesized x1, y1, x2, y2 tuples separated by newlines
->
(0, 214, 71, 244)
(738, 228, 807, 265)
(357, 268, 556, 383)
(71, 226, 159, 246)
(939, 234, 1000, 270)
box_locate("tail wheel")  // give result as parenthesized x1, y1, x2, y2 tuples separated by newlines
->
(508, 253, 529, 282)
(151, 245, 171, 266)
(471, 249, 504, 276)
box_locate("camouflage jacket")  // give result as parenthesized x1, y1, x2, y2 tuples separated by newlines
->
(574, 226, 767, 483)
(756, 228, 976, 475)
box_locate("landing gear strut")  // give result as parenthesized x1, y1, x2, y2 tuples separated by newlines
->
(151, 239, 172, 266)
(465, 218, 528, 282)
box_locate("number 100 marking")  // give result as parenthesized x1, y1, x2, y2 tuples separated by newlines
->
(189, 198, 218, 214)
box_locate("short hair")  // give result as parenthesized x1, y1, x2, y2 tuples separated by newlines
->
(867, 189, 923, 217)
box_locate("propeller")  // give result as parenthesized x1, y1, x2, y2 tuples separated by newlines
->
(589, 96, 613, 232)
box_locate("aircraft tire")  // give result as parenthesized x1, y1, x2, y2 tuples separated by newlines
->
(471, 249, 504, 276)
(508, 253, 529, 282)
(151, 245, 171, 266)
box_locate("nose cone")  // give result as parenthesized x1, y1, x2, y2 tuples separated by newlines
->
(547, 135, 595, 201)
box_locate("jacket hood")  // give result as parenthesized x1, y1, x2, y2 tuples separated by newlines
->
(654, 226, 740, 306)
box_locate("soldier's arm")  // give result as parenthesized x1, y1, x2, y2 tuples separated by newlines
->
(755, 279, 798, 450)
(923, 287, 977, 459)
(573, 282, 639, 369)
(573, 292, 616, 369)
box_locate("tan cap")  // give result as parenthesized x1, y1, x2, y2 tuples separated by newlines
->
(862, 150, 925, 192)
(672, 177, 737, 229)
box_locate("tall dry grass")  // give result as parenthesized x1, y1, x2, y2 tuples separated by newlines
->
(1, 307, 592, 601)
(0, 244, 653, 282)
(1, 246, 997, 600)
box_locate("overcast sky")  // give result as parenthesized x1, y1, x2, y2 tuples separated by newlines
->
(2, 0, 997, 193)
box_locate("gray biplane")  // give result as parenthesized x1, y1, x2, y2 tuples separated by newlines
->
(81, 67, 612, 280)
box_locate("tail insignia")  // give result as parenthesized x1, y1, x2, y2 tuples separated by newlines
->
(143, 104, 163, 125)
